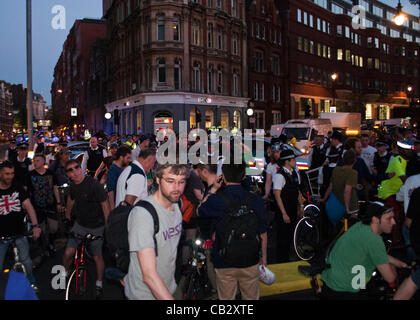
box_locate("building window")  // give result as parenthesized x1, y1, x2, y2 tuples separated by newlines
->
(193, 62, 201, 92)
(193, 21, 200, 46)
(254, 51, 264, 72)
(208, 65, 214, 93)
(232, 33, 238, 55)
(272, 55, 280, 75)
(297, 64, 303, 81)
(158, 58, 166, 83)
(217, 28, 223, 49)
(254, 82, 259, 100)
(297, 9, 302, 23)
(231, 0, 237, 17)
(174, 59, 182, 90)
(298, 36, 303, 51)
(261, 82, 265, 101)
(208, 24, 213, 48)
(337, 49, 343, 60)
(216, 0, 222, 9)
(173, 16, 180, 41)
(217, 66, 223, 94)
(331, 3, 344, 14)
(233, 71, 239, 96)
(157, 15, 165, 41)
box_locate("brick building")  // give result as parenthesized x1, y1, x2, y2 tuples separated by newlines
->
(103, 0, 250, 134)
(0, 80, 13, 133)
(288, 0, 420, 120)
(51, 19, 107, 130)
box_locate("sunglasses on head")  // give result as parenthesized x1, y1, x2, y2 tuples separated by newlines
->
(66, 165, 81, 173)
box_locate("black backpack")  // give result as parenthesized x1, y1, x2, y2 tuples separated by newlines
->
(217, 192, 262, 268)
(105, 200, 159, 274)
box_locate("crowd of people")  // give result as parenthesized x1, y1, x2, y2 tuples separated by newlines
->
(0, 125, 419, 300)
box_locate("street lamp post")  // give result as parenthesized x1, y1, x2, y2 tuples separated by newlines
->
(26, 0, 34, 150)
(393, 1, 407, 26)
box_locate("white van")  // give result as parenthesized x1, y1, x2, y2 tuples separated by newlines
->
(320, 112, 361, 135)
(282, 119, 332, 154)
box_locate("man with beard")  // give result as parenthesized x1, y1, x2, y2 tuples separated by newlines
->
(124, 161, 190, 300)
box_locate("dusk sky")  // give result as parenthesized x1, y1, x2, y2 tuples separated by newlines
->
(0, 0, 419, 106)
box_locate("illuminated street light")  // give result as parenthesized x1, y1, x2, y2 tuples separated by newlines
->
(393, 1, 407, 26)
(408, 86, 413, 92)
(105, 112, 112, 120)
(246, 107, 254, 116)
(331, 73, 338, 81)
(57, 89, 63, 93)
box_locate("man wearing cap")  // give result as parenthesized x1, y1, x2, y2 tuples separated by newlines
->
(263, 142, 281, 201)
(406, 139, 420, 177)
(320, 131, 344, 197)
(272, 149, 304, 262)
(320, 202, 407, 300)
(81, 137, 108, 177)
(378, 140, 412, 246)
(373, 141, 392, 184)
(12, 143, 33, 186)
(5, 139, 18, 163)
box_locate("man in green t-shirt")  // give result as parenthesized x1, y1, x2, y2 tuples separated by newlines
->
(377, 140, 412, 246)
(320, 202, 408, 300)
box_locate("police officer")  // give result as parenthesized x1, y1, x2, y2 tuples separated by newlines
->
(406, 139, 420, 178)
(309, 135, 327, 170)
(272, 149, 302, 263)
(81, 137, 108, 177)
(373, 141, 392, 184)
(12, 142, 33, 186)
(5, 139, 18, 163)
(320, 131, 344, 197)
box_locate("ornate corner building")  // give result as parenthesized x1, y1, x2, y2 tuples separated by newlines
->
(103, 0, 250, 134)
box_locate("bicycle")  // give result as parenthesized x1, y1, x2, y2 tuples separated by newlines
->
(181, 238, 211, 300)
(65, 232, 102, 300)
(0, 233, 33, 275)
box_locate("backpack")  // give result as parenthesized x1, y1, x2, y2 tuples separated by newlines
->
(217, 192, 262, 268)
(179, 193, 195, 223)
(105, 200, 159, 274)
(125, 163, 146, 189)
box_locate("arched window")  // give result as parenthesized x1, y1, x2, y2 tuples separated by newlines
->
(221, 110, 229, 129)
(205, 110, 214, 129)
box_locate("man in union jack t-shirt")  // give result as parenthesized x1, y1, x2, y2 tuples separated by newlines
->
(0, 161, 41, 291)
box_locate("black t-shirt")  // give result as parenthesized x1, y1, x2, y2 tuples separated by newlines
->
(25, 169, 57, 211)
(69, 176, 107, 228)
(0, 185, 29, 237)
(12, 158, 32, 186)
(407, 186, 420, 257)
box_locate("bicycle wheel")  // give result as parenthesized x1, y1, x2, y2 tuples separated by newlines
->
(65, 268, 95, 300)
(184, 269, 204, 300)
(294, 217, 320, 261)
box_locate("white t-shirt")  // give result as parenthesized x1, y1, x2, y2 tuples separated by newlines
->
(396, 174, 420, 214)
(266, 163, 279, 177)
(115, 160, 148, 206)
(361, 145, 377, 173)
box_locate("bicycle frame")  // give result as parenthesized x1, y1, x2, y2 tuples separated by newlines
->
(73, 243, 87, 295)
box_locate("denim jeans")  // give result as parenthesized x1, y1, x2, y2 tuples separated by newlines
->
(0, 236, 36, 285)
